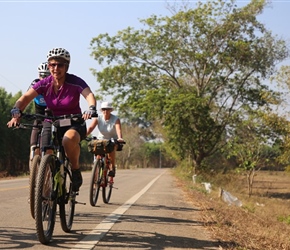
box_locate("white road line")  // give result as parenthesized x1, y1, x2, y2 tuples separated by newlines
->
(70, 170, 166, 250)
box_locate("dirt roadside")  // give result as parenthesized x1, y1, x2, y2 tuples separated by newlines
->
(176, 171, 290, 250)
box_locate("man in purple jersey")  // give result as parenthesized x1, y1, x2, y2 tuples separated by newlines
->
(7, 47, 97, 192)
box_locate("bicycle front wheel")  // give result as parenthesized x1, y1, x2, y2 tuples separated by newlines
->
(102, 169, 113, 204)
(89, 160, 102, 206)
(35, 154, 57, 244)
(29, 155, 41, 219)
(59, 161, 75, 232)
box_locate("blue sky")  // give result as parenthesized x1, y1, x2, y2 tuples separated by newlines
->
(0, 0, 289, 111)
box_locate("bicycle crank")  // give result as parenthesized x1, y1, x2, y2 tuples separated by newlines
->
(75, 201, 86, 205)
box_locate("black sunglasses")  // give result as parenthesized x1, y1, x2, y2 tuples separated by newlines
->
(39, 74, 50, 78)
(48, 63, 66, 68)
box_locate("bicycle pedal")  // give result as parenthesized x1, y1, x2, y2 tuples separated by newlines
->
(51, 190, 58, 200)
(75, 201, 86, 205)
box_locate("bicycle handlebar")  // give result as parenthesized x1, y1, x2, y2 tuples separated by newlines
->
(12, 123, 43, 130)
(11, 111, 98, 129)
(85, 137, 126, 145)
(21, 112, 97, 122)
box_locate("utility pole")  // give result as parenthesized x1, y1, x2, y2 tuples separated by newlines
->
(159, 146, 162, 168)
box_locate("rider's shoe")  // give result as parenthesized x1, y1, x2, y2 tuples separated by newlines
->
(108, 166, 116, 177)
(72, 169, 83, 192)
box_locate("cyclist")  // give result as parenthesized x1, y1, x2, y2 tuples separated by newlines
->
(87, 101, 124, 177)
(7, 47, 97, 192)
(28, 62, 50, 161)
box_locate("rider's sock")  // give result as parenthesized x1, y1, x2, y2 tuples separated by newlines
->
(72, 169, 83, 192)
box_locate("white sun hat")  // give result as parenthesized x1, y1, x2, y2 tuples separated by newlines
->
(100, 101, 113, 110)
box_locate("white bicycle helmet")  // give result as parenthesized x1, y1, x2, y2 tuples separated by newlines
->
(38, 62, 50, 77)
(47, 47, 70, 63)
(38, 62, 49, 73)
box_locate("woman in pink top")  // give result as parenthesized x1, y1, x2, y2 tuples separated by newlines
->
(7, 47, 97, 192)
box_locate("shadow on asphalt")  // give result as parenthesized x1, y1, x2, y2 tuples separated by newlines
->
(0, 202, 234, 249)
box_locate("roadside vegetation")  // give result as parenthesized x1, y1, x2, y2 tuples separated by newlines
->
(173, 165, 290, 249)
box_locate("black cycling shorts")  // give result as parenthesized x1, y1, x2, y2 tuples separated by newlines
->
(41, 119, 87, 150)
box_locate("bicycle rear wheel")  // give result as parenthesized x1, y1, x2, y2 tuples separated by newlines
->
(35, 154, 57, 244)
(59, 161, 75, 232)
(29, 155, 41, 219)
(89, 160, 102, 206)
(102, 169, 113, 204)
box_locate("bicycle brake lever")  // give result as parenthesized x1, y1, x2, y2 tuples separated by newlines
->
(12, 123, 25, 130)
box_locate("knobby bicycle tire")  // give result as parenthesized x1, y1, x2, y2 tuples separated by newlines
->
(29, 155, 41, 219)
(102, 169, 113, 204)
(59, 161, 75, 232)
(89, 160, 102, 206)
(35, 154, 57, 244)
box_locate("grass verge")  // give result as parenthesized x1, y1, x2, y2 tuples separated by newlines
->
(172, 167, 290, 250)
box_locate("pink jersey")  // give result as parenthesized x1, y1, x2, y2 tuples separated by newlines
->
(32, 73, 89, 116)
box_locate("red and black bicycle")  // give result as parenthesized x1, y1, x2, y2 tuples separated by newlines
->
(87, 137, 125, 206)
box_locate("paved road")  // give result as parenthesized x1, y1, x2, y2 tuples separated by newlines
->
(0, 168, 220, 250)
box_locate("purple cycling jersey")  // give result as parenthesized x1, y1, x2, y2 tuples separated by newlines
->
(32, 73, 89, 116)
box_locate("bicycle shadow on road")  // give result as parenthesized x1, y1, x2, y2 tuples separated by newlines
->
(85, 202, 205, 212)
(72, 203, 209, 229)
(128, 203, 204, 212)
(0, 227, 35, 249)
(71, 205, 231, 249)
(0, 226, 86, 249)
(93, 230, 228, 249)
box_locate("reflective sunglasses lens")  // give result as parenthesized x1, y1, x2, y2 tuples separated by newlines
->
(49, 63, 65, 68)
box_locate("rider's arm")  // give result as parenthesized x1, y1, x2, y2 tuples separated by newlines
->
(81, 87, 97, 120)
(82, 87, 96, 108)
(14, 88, 38, 112)
(7, 88, 38, 128)
(87, 118, 98, 136)
(115, 118, 123, 141)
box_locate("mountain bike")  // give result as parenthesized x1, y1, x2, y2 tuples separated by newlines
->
(87, 137, 125, 206)
(20, 112, 88, 244)
(13, 120, 43, 219)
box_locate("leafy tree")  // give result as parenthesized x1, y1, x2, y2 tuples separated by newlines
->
(267, 114, 290, 169)
(1, 89, 36, 174)
(267, 66, 290, 166)
(90, 0, 289, 173)
(225, 111, 275, 196)
(0, 88, 13, 171)
(117, 123, 148, 169)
